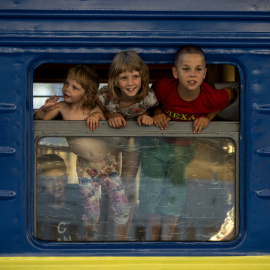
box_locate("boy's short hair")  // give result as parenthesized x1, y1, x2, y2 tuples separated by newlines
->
(67, 65, 99, 110)
(108, 50, 150, 103)
(37, 154, 67, 175)
(174, 45, 206, 67)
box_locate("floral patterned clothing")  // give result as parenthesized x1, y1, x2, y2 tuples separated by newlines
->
(76, 155, 130, 239)
(96, 86, 159, 119)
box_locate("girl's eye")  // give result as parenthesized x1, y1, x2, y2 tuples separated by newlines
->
(120, 76, 127, 80)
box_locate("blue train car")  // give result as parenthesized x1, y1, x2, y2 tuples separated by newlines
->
(0, 0, 270, 269)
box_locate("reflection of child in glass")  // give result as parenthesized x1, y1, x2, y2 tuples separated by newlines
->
(93, 50, 159, 238)
(36, 154, 85, 241)
(34, 65, 130, 240)
(139, 45, 235, 241)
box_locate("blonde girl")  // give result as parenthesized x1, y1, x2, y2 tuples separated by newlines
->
(97, 50, 158, 127)
(94, 50, 159, 239)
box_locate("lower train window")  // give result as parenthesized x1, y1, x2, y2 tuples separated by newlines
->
(34, 122, 239, 242)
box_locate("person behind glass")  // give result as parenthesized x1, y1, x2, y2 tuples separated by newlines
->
(139, 45, 235, 241)
(36, 154, 85, 242)
(92, 50, 159, 239)
(34, 65, 130, 241)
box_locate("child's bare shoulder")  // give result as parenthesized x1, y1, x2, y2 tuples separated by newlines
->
(57, 101, 69, 110)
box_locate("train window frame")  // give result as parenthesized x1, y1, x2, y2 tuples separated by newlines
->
(31, 60, 241, 251)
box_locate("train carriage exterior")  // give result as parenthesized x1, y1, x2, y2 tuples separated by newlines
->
(0, 0, 270, 269)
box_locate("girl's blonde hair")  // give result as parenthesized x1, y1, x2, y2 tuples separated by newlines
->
(66, 65, 99, 109)
(108, 50, 149, 103)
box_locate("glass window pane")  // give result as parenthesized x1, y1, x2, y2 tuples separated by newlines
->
(35, 136, 236, 242)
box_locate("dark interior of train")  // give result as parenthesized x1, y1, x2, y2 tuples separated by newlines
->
(33, 63, 240, 85)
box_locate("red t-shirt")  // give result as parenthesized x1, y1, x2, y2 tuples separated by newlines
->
(153, 76, 229, 121)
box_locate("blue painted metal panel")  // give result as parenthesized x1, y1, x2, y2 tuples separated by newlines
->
(0, 0, 269, 257)
(0, 0, 269, 12)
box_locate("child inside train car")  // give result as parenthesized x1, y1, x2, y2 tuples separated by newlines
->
(91, 50, 159, 239)
(34, 65, 130, 241)
(36, 154, 85, 242)
(34, 64, 104, 123)
(139, 45, 235, 241)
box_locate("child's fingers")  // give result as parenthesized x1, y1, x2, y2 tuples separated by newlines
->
(109, 117, 125, 128)
(86, 118, 91, 129)
(86, 117, 99, 131)
(148, 118, 154, 125)
(47, 95, 58, 102)
(193, 118, 209, 134)
(54, 97, 60, 103)
(89, 120, 96, 131)
(141, 116, 153, 126)
(109, 118, 117, 128)
(160, 121, 168, 130)
(45, 95, 59, 106)
(154, 116, 168, 130)
(193, 119, 201, 134)
(119, 118, 125, 127)
(193, 124, 202, 134)
(52, 95, 59, 101)
(137, 116, 143, 126)
(93, 120, 98, 130)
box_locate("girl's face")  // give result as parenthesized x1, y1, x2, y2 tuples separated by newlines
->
(172, 53, 207, 95)
(62, 76, 86, 105)
(117, 70, 142, 100)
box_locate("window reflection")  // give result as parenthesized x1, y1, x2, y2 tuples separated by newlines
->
(35, 136, 236, 242)
(35, 154, 85, 241)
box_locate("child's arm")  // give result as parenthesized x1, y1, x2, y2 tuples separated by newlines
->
(94, 101, 126, 128)
(95, 92, 126, 128)
(99, 103, 126, 128)
(224, 87, 235, 104)
(85, 104, 106, 131)
(193, 87, 235, 134)
(153, 106, 171, 130)
(34, 95, 61, 120)
(137, 110, 154, 126)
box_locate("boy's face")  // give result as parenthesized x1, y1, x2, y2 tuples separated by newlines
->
(62, 76, 86, 105)
(172, 53, 207, 94)
(40, 169, 67, 198)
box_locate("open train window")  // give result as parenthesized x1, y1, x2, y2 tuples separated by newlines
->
(33, 63, 240, 243)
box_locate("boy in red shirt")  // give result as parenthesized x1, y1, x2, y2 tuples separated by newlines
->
(139, 45, 235, 241)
